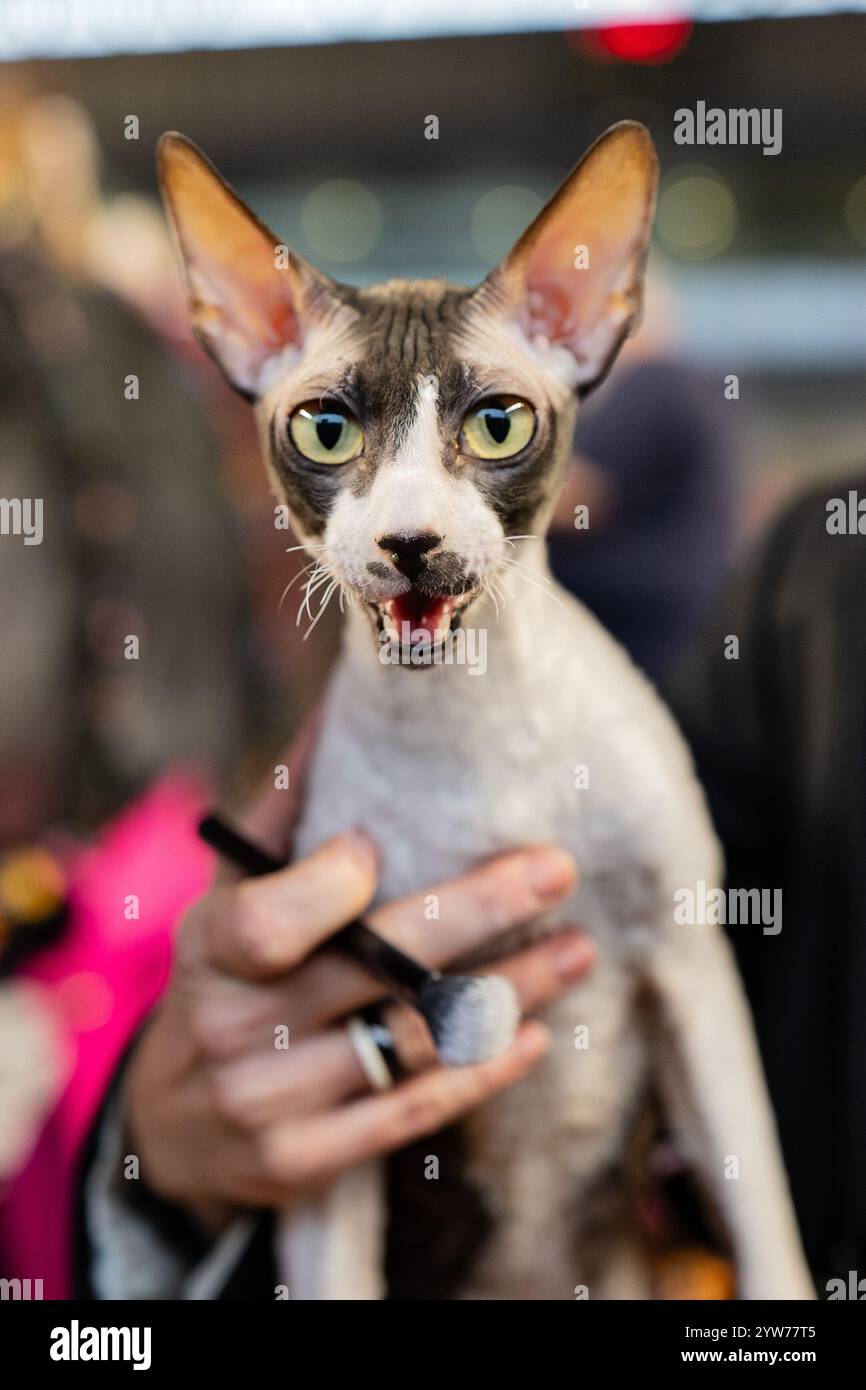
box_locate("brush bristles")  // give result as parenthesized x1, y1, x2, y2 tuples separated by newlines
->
(417, 974, 519, 1066)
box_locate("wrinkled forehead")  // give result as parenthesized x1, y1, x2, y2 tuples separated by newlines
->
(337, 281, 480, 443)
(259, 277, 570, 429)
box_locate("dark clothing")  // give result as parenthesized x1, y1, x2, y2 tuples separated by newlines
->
(549, 358, 735, 680)
(665, 475, 866, 1285)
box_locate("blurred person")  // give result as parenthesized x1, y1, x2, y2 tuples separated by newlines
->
(0, 86, 259, 1290)
(0, 232, 254, 833)
(666, 470, 866, 1291)
(548, 272, 737, 681)
(15, 91, 186, 338)
(0, 82, 256, 835)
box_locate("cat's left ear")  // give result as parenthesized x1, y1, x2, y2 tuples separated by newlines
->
(478, 121, 658, 394)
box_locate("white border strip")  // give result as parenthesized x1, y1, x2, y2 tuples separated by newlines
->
(1, 1, 865, 62)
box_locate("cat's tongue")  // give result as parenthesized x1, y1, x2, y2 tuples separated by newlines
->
(388, 590, 453, 642)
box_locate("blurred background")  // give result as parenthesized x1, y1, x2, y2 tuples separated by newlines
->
(0, 0, 864, 1297)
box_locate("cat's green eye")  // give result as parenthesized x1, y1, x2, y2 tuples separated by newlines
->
(460, 397, 536, 461)
(289, 402, 363, 465)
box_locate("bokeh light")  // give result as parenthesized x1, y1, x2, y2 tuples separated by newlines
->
(581, 19, 694, 65)
(843, 174, 866, 247)
(656, 167, 738, 261)
(300, 178, 383, 263)
(55, 971, 114, 1032)
(470, 185, 542, 265)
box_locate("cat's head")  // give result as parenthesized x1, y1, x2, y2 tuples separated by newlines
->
(157, 124, 657, 657)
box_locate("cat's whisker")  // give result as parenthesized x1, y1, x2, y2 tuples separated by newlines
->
(499, 555, 550, 582)
(494, 573, 519, 604)
(297, 564, 332, 626)
(500, 570, 561, 608)
(501, 556, 554, 585)
(279, 561, 317, 612)
(484, 578, 501, 620)
(498, 560, 566, 612)
(483, 572, 511, 622)
(298, 562, 325, 604)
(302, 569, 332, 606)
(303, 578, 340, 640)
(284, 542, 325, 557)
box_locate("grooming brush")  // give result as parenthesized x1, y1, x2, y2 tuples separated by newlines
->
(198, 813, 519, 1065)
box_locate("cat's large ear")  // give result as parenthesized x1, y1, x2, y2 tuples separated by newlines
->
(478, 121, 658, 394)
(157, 132, 338, 398)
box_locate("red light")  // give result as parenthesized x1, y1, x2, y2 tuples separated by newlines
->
(581, 19, 693, 65)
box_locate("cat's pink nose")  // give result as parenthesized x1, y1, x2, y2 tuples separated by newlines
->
(377, 532, 442, 581)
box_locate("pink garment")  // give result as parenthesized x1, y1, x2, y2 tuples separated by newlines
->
(0, 772, 214, 1298)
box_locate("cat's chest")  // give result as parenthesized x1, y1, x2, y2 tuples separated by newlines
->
(296, 731, 560, 896)
(293, 672, 620, 915)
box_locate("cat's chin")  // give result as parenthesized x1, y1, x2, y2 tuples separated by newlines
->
(364, 585, 480, 661)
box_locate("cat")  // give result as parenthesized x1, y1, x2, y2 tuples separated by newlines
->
(158, 122, 813, 1299)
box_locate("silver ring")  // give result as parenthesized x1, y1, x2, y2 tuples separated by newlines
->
(347, 1014, 396, 1092)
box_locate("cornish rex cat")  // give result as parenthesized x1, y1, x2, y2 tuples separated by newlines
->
(158, 123, 812, 1299)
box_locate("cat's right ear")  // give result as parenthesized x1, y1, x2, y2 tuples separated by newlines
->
(157, 133, 336, 399)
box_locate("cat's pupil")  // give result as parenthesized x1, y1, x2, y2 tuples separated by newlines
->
(316, 413, 344, 451)
(483, 407, 510, 445)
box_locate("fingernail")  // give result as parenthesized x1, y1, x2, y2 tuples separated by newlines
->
(516, 1022, 551, 1060)
(528, 847, 578, 901)
(550, 932, 594, 980)
(337, 828, 379, 874)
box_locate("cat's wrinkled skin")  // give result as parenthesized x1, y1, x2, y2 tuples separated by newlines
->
(158, 125, 813, 1299)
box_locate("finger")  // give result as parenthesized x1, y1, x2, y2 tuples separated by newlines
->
(185, 921, 592, 1065)
(200, 831, 378, 979)
(206, 1004, 444, 1130)
(379, 1001, 439, 1073)
(258, 1021, 550, 1190)
(370, 845, 578, 962)
(484, 928, 595, 1014)
(186, 847, 580, 1052)
(208, 1028, 371, 1129)
(264, 845, 579, 1033)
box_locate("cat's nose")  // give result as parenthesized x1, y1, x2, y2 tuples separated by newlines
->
(377, 531, 442, 581)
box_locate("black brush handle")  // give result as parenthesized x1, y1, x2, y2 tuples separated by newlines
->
(199, 814, 283, 877)
(198, 814, 434, 1000)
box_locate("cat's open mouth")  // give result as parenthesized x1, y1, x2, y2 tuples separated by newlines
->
(368, 587, 478, 650)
